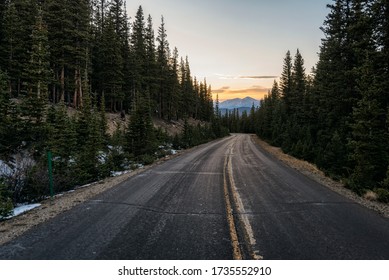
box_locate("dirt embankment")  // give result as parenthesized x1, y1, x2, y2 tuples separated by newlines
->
(251, 135, 389, 219)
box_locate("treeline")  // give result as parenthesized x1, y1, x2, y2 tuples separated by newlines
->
(252, 0, 389, 201)
(0, 1, 221, 217)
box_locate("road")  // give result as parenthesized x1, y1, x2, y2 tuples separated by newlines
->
(0, 134, 388, 260)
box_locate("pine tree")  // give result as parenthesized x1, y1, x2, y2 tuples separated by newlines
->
(2, 1, 23, 95)
(45, 0, 90, 106)
(156, 16, 170, 119)
(168, 47, 180, 120)
(280, 50, 293, 113)
(348, 53, 388, 191)
(74, 92, 103, 183)
(181, 56, 195, 118)
(312, 0, 368, 174)
(18, 8, 51, 157)
(126, 91, 157, 159)
(130, 6, 146, 94)
(0, 0, 8, 68)
(47, 103, 77, 162)
(291, 49, 306, 117)
(145, 15, 160, 111)
(26, 7, 51, 99)
(0, 68, 11, 155)
(99, 14, 124, 111)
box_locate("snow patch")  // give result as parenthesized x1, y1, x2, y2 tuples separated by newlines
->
(0, 160, 13, 177)
(3, 203, 41, 220)
(110, 170, 131, 177)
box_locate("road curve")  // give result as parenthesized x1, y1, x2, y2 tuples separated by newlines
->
(0, 134, 388, 260)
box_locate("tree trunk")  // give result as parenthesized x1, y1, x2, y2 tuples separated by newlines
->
(60, 66, 65, 102)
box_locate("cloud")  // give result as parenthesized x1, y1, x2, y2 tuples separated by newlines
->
(212, 86, 230, 93)
(212, 85, 270, 100)
(238, 75, 278, 80)
(215, 74, 278, 80)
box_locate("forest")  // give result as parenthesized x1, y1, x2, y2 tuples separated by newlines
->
(0, 0, 224, 217)
(225, 0, 389, 202)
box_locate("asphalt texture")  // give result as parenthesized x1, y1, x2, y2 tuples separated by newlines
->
(0, 134, 388, 260)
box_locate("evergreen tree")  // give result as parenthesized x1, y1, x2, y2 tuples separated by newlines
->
(47, 103, 77, 163)
(2, 1, 23, 95)
(312, 0, 365, 174)
(181, 56, 195, 118)
(75, 92, 103, 183)
(280, 50, 293, 113)
(291, 49, 306, 118)
(130, 6, 146, 94)
(0, 68, 11, 155)
(156, 16, 170, 119)
(168, 47, 180, 120)
(126, 91, 157, 159)
(145, 14, 158, 113)
(26, 8, 51, 99)
(99, 14, 124, 111)
(45, 0, 90, 106)
(348, 54, 388, 191)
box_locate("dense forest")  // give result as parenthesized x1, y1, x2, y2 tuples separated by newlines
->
(0, 0, 223, 216)
(226, 0, 389, 202)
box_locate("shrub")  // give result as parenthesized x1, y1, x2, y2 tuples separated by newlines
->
(374, 188, 389, 203)
(0, 179, 13, 218)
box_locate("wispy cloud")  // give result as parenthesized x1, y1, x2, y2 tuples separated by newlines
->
(215, 74, 278, 80)
(238, 75, 278, 80)
(212, 86, 230, 93)
(212, 85, 270, 101)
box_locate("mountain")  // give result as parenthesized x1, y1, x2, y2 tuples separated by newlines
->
(219, 97, 260, 110)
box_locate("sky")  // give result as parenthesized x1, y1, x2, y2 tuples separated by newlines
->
(125, 0, 332, 101)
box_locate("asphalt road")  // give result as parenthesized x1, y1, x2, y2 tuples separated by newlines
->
(0, 134, 388, 260)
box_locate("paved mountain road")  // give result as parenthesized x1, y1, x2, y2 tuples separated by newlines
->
(0, 134, 388, 259)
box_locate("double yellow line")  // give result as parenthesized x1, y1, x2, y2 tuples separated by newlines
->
(223, 139, 263, 260)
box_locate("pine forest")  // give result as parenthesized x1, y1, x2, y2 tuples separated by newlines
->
(221, 0, 389, 202)
(0, 0, 222, 216)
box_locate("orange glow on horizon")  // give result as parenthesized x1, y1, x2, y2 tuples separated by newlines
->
(212, 87, 269, 102)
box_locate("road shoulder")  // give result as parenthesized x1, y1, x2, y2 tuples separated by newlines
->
(251, 135, 389, 219)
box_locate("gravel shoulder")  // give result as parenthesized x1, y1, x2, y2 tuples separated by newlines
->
(251, 135, 389, 219)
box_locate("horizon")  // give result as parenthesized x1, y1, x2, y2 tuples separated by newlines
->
(218, 96, 260, 103)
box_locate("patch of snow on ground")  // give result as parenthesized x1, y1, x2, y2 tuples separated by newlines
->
(6, 204, 41, 219)
(110, 170, 131, 177)
(0, 160, 12, 177)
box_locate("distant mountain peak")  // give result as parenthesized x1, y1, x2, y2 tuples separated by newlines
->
(219, 96, 260, 109)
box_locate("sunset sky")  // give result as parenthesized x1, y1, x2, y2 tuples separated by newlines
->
(126, 0, 331, 101)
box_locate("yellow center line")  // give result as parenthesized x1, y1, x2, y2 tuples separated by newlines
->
(223, 138, 264, 260)
(223, 142, 243, 260)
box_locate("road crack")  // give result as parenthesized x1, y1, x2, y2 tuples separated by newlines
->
(88, 200, 223, 217)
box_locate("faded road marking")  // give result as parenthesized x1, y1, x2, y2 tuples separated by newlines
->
(225, 139, 263, 260)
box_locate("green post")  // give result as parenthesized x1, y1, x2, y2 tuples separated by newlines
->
(47, 151, 54, 199)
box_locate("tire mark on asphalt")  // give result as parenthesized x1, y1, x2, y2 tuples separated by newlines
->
(88, 200, 224, 216)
